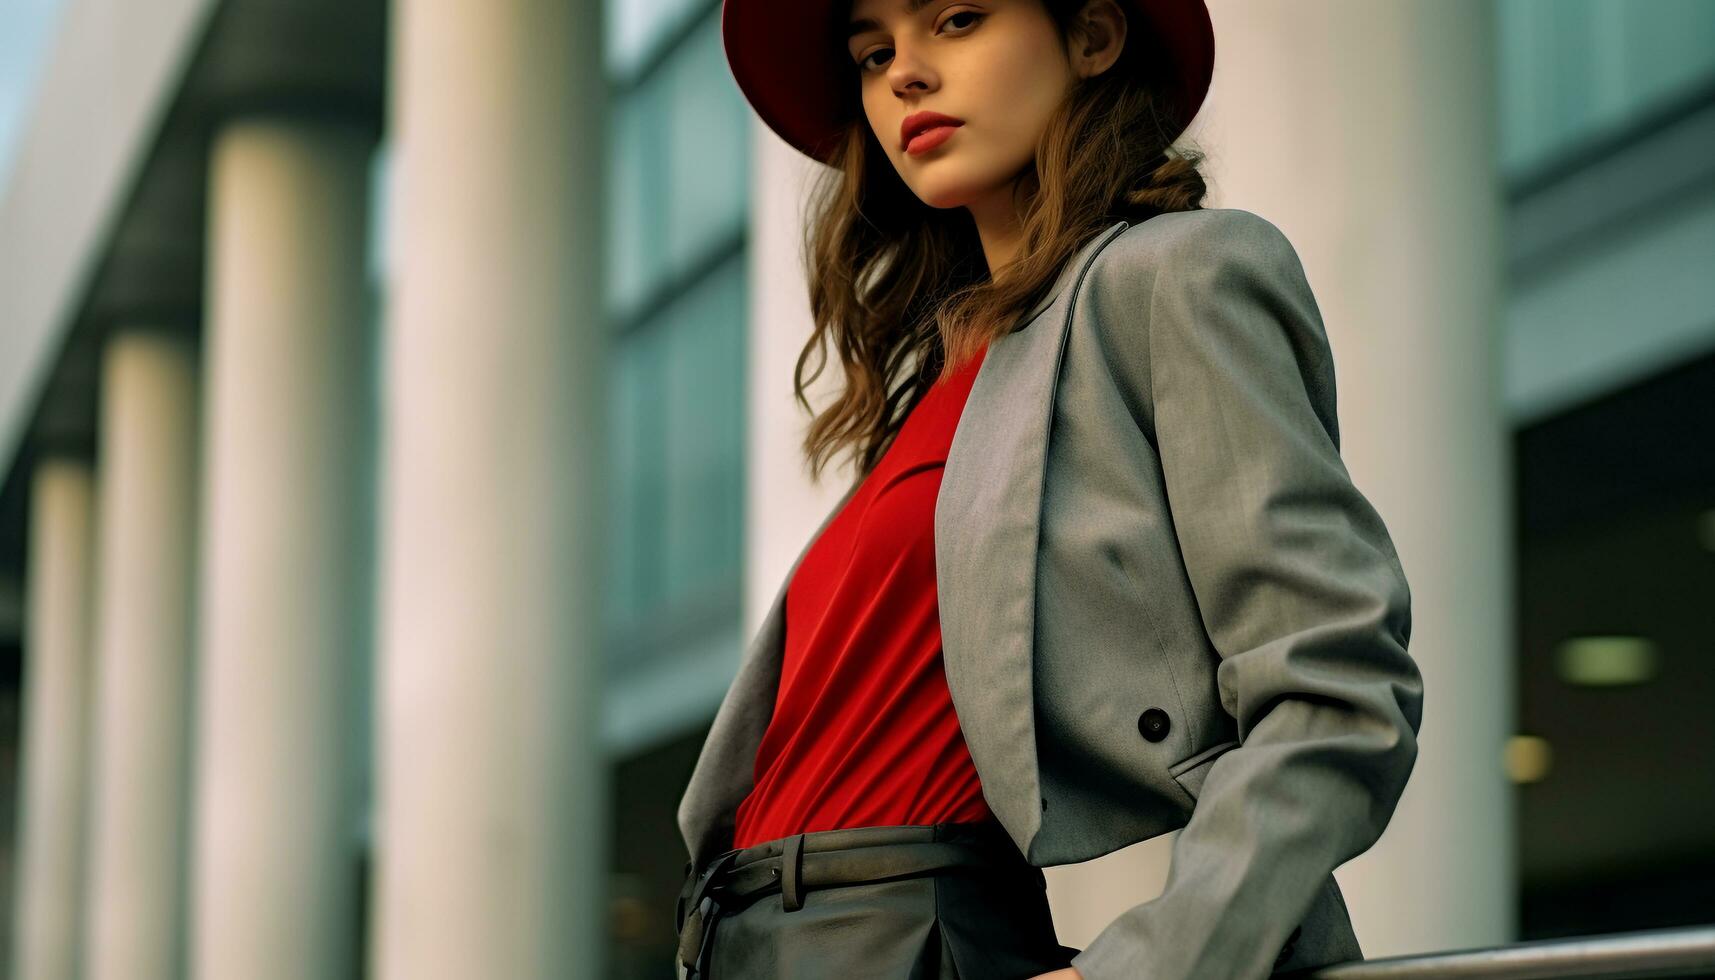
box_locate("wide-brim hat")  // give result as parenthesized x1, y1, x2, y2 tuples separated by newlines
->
(721, 0, 1214, 166)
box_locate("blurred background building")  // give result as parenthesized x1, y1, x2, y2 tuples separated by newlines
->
(0, 0, 1711, 977)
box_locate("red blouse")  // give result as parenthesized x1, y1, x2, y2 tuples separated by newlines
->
(732, 344, 994, 849)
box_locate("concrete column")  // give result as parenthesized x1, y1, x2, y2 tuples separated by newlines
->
(373, 0, 607, 976)
(186, 115, 376, 980)
(745, 126, 859, 637)
(1201, 0, 1510, 957)
(11, 457, 98, 980)
(1051, 0, 1511, 961)
(81, 326, 200, 980)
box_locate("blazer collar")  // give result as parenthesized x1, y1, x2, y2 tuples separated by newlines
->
(1014, 219, 1131, 330)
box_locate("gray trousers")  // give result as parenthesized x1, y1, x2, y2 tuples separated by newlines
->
(677, 820, 1080, 979)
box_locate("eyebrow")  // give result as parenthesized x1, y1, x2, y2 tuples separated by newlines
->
(846, 0, 937, 39)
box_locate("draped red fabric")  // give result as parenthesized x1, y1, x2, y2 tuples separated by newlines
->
(734, 344, 995, 849)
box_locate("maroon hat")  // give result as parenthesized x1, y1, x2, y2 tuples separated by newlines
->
(721, 0, 1215, 166)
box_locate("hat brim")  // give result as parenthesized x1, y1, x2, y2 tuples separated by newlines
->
(722, 0, 1214, 166)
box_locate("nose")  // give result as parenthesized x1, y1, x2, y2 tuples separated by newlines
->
(887, 41, 936, 99)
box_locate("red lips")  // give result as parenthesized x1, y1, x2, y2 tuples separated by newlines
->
(900, 110, 964, 151)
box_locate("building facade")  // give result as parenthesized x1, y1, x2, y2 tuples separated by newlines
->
(0, 0, 1711, 976)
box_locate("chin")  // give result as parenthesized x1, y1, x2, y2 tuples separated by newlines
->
(918, 192, 970, 210)
(910, 177, 984, 210)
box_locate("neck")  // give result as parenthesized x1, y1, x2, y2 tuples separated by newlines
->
(965, 176, 1029, 281)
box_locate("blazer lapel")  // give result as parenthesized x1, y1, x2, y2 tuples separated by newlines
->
(935, 219, 1130, 859)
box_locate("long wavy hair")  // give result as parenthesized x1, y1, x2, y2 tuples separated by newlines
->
(794, 0, 1210, 484)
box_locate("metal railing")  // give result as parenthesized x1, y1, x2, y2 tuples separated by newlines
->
(1290, 925, 1715, 979)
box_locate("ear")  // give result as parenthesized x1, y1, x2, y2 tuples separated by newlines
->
(1066, 0, 1127, 80)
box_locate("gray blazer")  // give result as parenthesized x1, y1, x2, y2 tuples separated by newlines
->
(677, 208, 1424, 980)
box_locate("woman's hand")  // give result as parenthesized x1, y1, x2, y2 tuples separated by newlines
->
(1027, 970, 1083, 979)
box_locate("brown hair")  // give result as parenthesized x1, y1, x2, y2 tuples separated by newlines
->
(793, 0, 1209, 485)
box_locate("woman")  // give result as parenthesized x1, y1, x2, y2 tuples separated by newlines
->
(676, 0, 1424, 977)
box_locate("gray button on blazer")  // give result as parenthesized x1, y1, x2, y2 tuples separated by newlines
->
(677, 208, 1424, 980)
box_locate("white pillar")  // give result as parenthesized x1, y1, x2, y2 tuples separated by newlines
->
(1057, 0, 1511, 959)
(373, 0, 607, 976)
(745, 126, 858, 636)
(81, 326, 200, 980)
(12, 457, 98, 980)
(187, 115, 376, 980)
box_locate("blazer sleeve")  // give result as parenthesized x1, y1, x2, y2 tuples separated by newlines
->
(1069, 210, 1425, 980)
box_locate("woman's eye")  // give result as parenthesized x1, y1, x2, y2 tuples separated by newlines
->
(859, 48, 893, 72)
(856, 10, 984, 73)
(943, 10, 982, 32)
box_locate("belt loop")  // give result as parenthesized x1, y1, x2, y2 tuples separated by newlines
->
(677, 850, 739, 976)
(781, 833, 806, 912)
(693, 897, 722, 978)
(674, 859, 697, 935)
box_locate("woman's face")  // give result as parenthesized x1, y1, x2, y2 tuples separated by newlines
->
(845, 0, 1116, 210)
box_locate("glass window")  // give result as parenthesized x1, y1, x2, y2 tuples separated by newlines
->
(606, 90, 671, 319)
(604, 0, 749, 656)
(659, 251, 747, 607)
(605, 0, 712, 82)
(608, 312, 666, 625)
(1500, 0, 1715, 176)
(662, 17, 751, 276)
(606, 4, 751, 321)
(606, 251, 747, 636)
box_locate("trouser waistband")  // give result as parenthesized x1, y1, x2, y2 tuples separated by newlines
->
(675, 820, 1026, 978)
